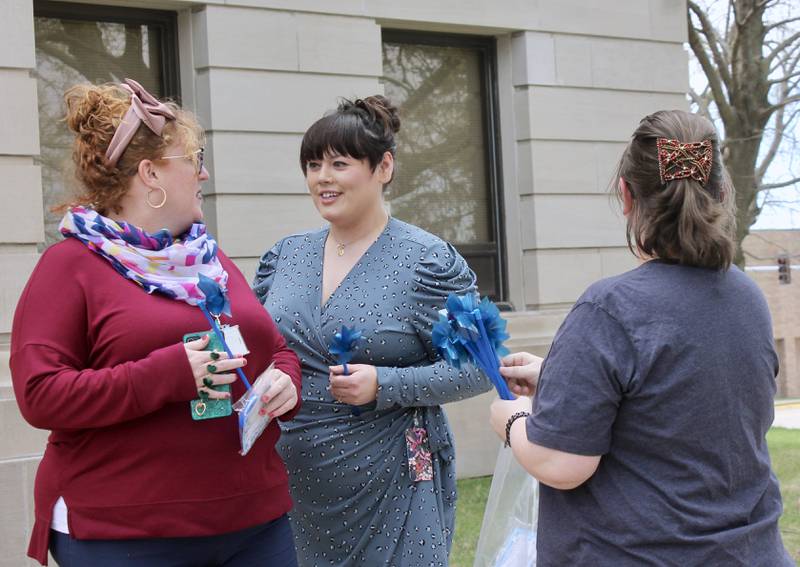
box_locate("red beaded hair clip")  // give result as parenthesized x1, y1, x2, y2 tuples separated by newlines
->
(656, 138, 713, 186)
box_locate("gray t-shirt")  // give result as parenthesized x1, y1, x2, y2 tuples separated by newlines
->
(527, 260, 792, 566)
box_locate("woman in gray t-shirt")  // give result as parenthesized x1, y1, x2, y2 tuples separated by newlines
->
(491, 110, 793, 566)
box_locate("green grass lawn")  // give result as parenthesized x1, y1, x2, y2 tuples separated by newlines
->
(451, 427, 800, 566)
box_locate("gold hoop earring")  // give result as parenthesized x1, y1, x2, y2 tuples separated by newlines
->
(146, 186, 167, 209)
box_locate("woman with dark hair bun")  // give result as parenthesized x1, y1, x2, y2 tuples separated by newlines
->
(489, 110, 792, 565)
(254, 95, 492, 566)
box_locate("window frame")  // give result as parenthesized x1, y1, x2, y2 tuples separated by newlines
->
(33, 0, 181, 101)
(381, 29, 507, 301)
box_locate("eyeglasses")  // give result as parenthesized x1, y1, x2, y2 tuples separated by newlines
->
(160, 147, 205, 174)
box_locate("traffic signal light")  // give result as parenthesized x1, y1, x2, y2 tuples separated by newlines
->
(777, 254, 791, 284)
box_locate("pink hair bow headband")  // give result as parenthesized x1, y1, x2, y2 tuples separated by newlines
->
(104, 78, 176, 167)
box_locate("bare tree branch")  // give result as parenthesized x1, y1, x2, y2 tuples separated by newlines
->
(688, 1, 734, 89)
(765, 16, 800, 32)
(765, 93, 800, 113)
(687, 23, 736, 123)
(759, 176, 800, 190)
(766, 29, 800, 65)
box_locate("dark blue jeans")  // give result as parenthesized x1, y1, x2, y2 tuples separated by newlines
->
(50, 514, 297, 567)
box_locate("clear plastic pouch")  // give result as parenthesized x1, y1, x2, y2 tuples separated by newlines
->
(474, 446, 539, 567)
(233, 363, 275, 456)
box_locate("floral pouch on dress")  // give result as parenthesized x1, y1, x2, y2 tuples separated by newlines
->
(405, 410, 433, 482)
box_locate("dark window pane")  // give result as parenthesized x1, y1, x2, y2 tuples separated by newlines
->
(382, 34, 504, 300)
(382, 41, 491, 244)
(35, 10, 169, 245)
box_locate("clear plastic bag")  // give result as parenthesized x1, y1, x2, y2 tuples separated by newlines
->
(233, 363, 274, 456)
(473, 446, 539, 567)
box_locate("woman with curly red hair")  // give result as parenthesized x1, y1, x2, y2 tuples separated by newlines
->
(11, 79, 302, 566)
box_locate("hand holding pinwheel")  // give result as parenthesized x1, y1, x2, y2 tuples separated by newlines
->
(196, 274, 251, 390)
(328, 325, 372, 414)
(432, 293, 514, 400)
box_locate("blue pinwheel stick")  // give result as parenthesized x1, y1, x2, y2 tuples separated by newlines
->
(432, 293, 514, 400)
(197, 274, 252, 391)
(329, 325, 365, 415)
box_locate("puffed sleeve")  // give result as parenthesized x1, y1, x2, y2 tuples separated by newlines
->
(374, 240, 493, 409)
(252, 238, 284, 305)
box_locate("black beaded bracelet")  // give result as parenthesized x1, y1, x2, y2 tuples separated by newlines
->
(505, 411, 531, 447)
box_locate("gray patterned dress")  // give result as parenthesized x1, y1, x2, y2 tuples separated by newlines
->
(253, 218, 491, 567)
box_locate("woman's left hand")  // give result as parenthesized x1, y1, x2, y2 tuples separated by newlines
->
(259, 367, 299, 419)
(329, 364, 378, 406)
(490, 396, 534, 442)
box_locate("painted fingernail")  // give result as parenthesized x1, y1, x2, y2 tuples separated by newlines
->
(259, 408, 267, 416)
(268, 412, 275, 418)
(210, 351, 220, 361)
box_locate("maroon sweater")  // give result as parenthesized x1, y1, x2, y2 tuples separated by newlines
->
(10, 238, 301, 565)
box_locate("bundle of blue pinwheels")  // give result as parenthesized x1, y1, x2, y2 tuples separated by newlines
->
(432, 293, 514, 400)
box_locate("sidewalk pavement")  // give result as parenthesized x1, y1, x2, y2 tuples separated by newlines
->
(773, 400, 800, 429)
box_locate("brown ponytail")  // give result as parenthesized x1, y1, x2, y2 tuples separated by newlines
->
(615, 110, 736, 270)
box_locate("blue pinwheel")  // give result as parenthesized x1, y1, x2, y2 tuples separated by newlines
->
(329, 325, 364, 373)
(433, 292, 513, 400)
(329, 325, 365, 415)
(196, 273, 250, 390)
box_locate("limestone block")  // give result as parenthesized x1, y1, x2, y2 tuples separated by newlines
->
(366, 0, 539, 31)
(220, 0, 364, 15)
(0, 71, 39, 156)
(600, 247, 639, 277)
(511, 32, 556, 87)
(504, 309, 568, 352)
(0, 0, 35, 69)
(518, 196, 537, 250)
(521, 194, 627, 250)
(550, 34, 593, 86)
(0, 251, 42, 334)
(537, 0, 685, 42)
(514, 86, 688, 142)
(0, 163, 43, 243)
(207, 132, 306, 195)
(194, 6, 297, 71)
(539, 0, 650, 38)
(296, 14, 381, 77)
(0, 399, 48, 461)
(445, 390, 500, 478)
(518, 140, 627, 195)
(522, 246, 636, 308)
(574, 36, 688, 92)
(524, 248, 602, 306)
(230, 256, 259, 284)
(0, 458, 34, 566)
(196, 69, 379, 133)
(207, 194, 320, 258)
(649, 0, 688, 43)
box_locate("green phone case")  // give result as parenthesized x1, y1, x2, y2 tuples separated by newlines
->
(184, 331, 233, 420)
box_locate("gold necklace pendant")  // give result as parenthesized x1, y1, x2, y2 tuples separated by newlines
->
(337, 243, 346, 256)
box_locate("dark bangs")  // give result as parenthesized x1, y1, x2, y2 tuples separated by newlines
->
(299, 113, 388, 175)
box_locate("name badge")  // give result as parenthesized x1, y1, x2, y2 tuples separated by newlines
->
(222, 325, 249, 355)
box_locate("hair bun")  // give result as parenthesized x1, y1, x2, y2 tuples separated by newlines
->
(343, 95, 401, 136)
(364, 95, 401, 135)
(64, 84, 120, 138)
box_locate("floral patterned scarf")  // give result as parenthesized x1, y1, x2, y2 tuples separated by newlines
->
(59, 206, 228, 307)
